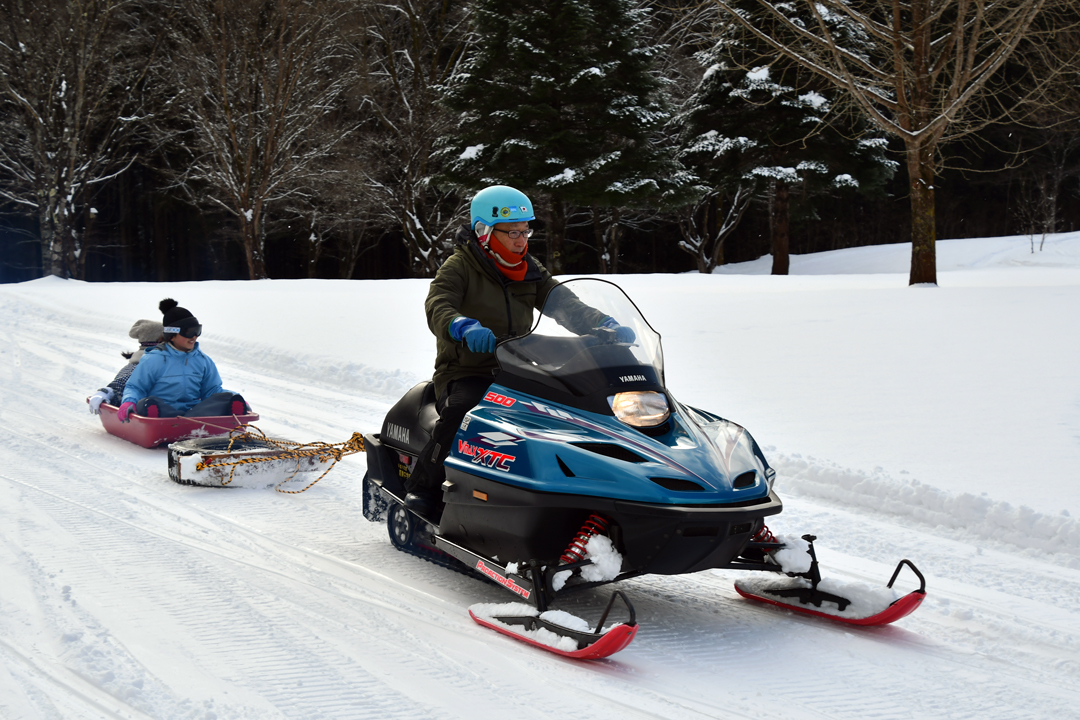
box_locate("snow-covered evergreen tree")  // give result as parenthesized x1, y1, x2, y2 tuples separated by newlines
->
(438, 0, 680, 273)
(675, 39, 896, 274)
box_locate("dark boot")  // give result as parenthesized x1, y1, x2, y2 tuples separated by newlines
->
(404, 491, 438, 517)
(403, 461, 442, 518)
(401, 376, 491, 520)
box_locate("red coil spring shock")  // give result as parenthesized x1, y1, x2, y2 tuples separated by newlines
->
(751, 523, 776, 544)
(560, 514, 611, 564)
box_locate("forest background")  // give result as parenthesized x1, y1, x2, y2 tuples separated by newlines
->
(2, 0, 1078, 284)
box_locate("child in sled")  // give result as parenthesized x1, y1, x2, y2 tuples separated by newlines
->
(88, 319, 164, 415)
(117, 299, 248, 421)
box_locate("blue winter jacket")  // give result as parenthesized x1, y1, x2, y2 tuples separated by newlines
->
(121, 342, 226, 412)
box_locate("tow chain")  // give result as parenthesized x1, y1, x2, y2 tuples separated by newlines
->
(195, 425, 366, 494)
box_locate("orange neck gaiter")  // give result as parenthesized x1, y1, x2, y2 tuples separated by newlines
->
(480, 235, 528, 281)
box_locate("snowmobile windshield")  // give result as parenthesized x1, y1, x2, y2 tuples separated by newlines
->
(495, 279, 664, 406)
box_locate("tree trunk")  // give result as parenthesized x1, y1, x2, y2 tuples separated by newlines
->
(906, 138, 937, 285)
(240, 217, 268, 279)
(591, 206, 607, 273)
(545, 196, 566, 274)
(76, 204, 92, 280)
(771, 180, 790, 275)
(38, 194, 65, 277)
(307, 230, 322, 278)
(341, 225, 358, 279)
(708, 195, 724, 270)
(609, 207, 621, 274)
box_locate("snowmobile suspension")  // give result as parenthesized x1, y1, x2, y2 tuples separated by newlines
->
(561, 514, 611, 564)
(751, 523, 776, 544)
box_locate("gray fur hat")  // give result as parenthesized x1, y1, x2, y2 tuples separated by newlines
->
(129, 319, 164, 343)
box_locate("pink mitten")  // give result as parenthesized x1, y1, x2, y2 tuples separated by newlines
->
(117, 401, 136, 422)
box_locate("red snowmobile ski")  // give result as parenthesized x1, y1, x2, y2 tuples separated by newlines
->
(92, 400, 258, 448)
(468, 592, 638, 660)
(733, 536, 927, 626)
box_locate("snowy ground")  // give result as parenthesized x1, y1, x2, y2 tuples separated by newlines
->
(1, 232, 1079, 720)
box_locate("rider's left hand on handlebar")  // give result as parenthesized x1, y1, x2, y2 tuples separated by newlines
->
(600, 317, 636, 344)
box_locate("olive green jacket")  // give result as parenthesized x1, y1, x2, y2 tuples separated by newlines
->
(426, 227, 561, 397)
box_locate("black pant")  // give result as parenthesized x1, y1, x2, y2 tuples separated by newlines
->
(136, 392, 246, 418)
(405, 376, 492, 495)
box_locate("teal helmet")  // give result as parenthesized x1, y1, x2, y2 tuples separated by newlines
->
(470, 185, 535, 229)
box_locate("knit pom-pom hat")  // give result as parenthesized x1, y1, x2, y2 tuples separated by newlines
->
(160, 298, 199, 337)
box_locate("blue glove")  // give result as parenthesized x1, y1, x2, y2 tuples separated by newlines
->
(463, 324, 497, 353)
(600, 317, 636, 344)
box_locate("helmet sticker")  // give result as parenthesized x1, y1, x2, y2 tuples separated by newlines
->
(500, 207, 511, 217)
(491, 206, 499, 217)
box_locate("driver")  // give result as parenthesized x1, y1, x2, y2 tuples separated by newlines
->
(405, 185, 633, 516)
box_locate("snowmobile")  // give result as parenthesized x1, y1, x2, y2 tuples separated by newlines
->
(361, 279, 925, 659)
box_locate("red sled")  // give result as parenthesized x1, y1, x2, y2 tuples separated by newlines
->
(734, 559, 927, 627)
(469, 608, 638, 661)
(91, 400, 259, 449)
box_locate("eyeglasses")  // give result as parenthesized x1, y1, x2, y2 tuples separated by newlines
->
(179, 325, 202, 339)
(493, 228, 534, 240)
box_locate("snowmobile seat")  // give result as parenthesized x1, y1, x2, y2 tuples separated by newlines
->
(379, 381, 438, 457)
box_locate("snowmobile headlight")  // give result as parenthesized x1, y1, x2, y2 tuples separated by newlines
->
(608, 392, 670, 428)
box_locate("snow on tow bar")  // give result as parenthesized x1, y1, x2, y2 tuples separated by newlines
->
(168, 426, 366, 492)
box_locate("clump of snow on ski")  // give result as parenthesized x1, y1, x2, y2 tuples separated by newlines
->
(469, 603, 579, 653)
(468, 602, 637, 659)
(578, 534, 622, 582)
(539, 610, 592, 633)
(770, 534, 812, 573)
(734, 575, 903, 619)
(735, 532, 924, 624)
(552, 533, 624, 591)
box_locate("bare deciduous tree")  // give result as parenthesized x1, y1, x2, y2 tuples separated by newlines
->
(1009, 19, 1080, 248)
(677, 185, 753, 273)
(0, 0, 161, 278)
(276, 141, 384, 279)
(355, 0, 469, 277)
(162, 0, 358, 279)
(710, 0, 1065, 285)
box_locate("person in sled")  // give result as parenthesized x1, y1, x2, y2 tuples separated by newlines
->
(116, 299, 248, 422)
(88, 319, 164, 415)
(403, 185, 635, 516)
